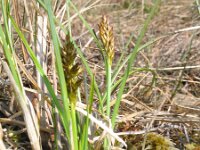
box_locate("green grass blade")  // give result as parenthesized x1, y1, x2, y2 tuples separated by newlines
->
(0, 2, 41, 148)
(37, 0, 103, 112)
(44, 0, 71, 140)
(80, 75, 94, 149)
(68, 1, 104, 109)
(9, 15, 67, 127)
(0, 0, 21, 88)
(71, 40, 104, 112)
(111, 0, 161, 127)
(111, 35, 168, 86)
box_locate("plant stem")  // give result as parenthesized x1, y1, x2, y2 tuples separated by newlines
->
(71, 103, 78, 150)
(104, 59, 112, 149)
(106, 61, 112, 117)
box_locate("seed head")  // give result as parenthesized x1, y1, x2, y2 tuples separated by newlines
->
(61, 35, 82, 104)
(99, 16, 114, 65)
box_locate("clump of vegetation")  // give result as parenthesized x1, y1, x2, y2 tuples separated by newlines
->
(145, 133, 177, 150)
(0, 0, 200, 149)
(185, 143, 200, 150)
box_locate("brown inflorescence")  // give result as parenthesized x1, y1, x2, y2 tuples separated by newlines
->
(61, 35, 82, 105)
(99, 16, 114, 65)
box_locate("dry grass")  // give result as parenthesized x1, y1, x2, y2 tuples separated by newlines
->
(0, 0, 200, 149)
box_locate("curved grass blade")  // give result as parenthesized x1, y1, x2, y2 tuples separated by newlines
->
(111, 0, 161, 127)
(9, 15, 68, 133)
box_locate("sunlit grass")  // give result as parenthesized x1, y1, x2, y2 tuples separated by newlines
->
(0, 0, 161, 149)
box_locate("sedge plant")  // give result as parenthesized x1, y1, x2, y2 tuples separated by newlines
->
(0, 0, 161, 149)
(61, 34, 83, 150)
(98, 16, 115, 149)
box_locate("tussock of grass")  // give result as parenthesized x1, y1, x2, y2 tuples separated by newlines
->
(0, 0, 200, 149)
